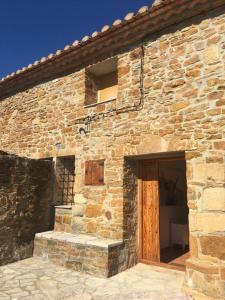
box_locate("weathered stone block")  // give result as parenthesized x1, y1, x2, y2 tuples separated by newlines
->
(202, 187, 225, 211)
(206, 164, 225, 182)
(186, 259, 219, 275)
(74, 193, 87, 204)
(72, 217, 85, 234)
(193, 163, 224, 182)
(85, 204, 102, 218)
(221, 268, 225, 280)
(214, 141, 225, 150)
(170, 100, 189, 112)
(203, 45, 220, 64)
(86, 222, 97, 233)
(54, 206, 72, 233)
(63, 215, 72, 224)
(185, 257, 225, 299)
(72, 204, 85, 217)
(190, 212, 225, 234)
(192, 163, 205, 182)
(190, 234, 199, 258)
(200, 235, 225, 260)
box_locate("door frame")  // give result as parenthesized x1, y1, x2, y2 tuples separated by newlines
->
(138, 156, 187, 272)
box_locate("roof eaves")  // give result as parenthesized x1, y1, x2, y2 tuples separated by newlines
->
(0, 0, 172, 85)
(1, 0, 225, 95)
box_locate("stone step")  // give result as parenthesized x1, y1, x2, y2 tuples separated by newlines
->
(33, 231, 124, 278)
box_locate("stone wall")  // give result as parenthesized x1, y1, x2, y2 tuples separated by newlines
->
(122, 158, 139, 268)
(0, 153, 54, 266)
(85, 70, 98, 106)
(0, 5, 224, 298)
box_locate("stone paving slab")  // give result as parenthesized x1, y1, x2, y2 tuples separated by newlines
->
(0, 257, 190, 300)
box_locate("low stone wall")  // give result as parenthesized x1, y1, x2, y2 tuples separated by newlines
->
(34, 231, 124, 278)
(0, 153, 54, 266)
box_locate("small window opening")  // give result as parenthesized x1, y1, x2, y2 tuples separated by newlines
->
(85, 58, 118, 106)
(55, 156, 75, 205)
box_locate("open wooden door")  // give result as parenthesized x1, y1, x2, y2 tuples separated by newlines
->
(140, 160, 160, 262)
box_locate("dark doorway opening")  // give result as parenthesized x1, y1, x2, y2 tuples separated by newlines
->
(158, 158, 189, 269)
(139, 155, 189, 271)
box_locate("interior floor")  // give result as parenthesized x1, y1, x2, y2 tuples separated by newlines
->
(161, 246, 189, 269)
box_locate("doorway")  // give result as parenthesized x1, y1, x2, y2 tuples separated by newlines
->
(139, 156, 189, 270)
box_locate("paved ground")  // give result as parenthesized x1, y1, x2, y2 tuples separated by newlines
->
(0, 257, 190, 300)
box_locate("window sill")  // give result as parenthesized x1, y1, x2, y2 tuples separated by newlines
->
(55, 205, 72, 209)
(85, 183, 105, 186)
(84, 98, 116, 108)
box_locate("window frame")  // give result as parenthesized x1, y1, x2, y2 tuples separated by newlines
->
(84, 58, 118, 107)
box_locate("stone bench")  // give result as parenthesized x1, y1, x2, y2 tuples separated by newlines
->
(33, 231, 124, 277)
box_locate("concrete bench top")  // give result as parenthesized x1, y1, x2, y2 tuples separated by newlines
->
(35, 231, 123, 248)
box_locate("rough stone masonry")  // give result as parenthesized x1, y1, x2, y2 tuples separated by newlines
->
(0, 153, 54, 266)
(0, 0, 224, 299)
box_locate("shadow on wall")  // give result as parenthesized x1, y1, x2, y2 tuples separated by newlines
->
(122, 158, 139, 269)
(0, 152, 54, 266)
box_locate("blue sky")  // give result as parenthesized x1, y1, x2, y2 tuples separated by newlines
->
(1, 1, 153, 79)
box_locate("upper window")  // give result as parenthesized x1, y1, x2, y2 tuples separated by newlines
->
(85, 58, 118, 106)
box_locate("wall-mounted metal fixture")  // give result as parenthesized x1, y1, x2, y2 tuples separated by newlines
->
(79, 127, 87, 135)
(55, 143, 62, 152)
(78, 116, 91, 135)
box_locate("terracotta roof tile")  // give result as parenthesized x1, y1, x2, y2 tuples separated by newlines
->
(72, 40, 80, 46)
(152, 0, 165, 7)
(138, 6, 149, 14)
(112, 19, 122, 26)
(124, 12, 135, 21)
(101, 25, 110, 32)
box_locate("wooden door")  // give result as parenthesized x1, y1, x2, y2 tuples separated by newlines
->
(141, 161, 160, 262)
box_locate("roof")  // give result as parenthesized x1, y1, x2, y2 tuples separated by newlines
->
(0, 0, 225, 98)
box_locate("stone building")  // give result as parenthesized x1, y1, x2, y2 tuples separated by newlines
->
(0, 0, 224, 299)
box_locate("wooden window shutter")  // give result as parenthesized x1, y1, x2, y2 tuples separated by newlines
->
(98, 160, 104, 184)
(85, 161, 93, 185)
(85, 160, 104, 185)
(91, 161, 99, 185)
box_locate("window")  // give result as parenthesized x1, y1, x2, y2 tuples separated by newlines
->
(85, 160, 104, 185)
(55, 156, 75, 205)
(85, 58, 118, 106)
